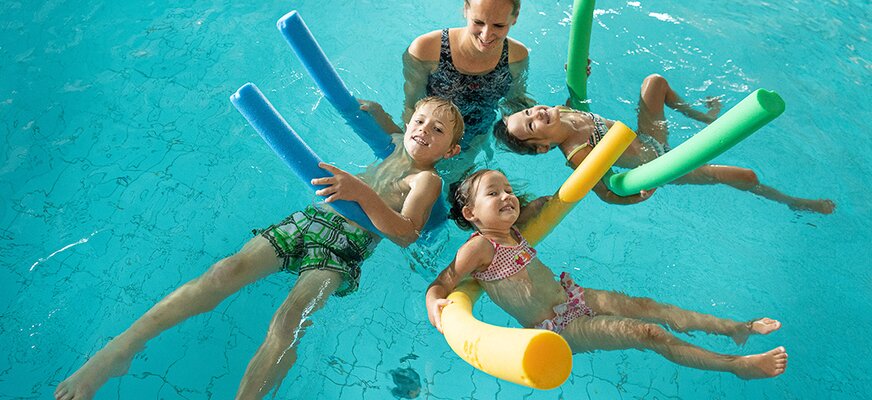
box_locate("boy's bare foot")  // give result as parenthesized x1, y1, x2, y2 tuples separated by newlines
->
(733, 346, 788, 379)
(702, 96, 722, 124)
(55, 341, 138, 400)
(789, 199, 835, 214)
(732, 317, 782, 345)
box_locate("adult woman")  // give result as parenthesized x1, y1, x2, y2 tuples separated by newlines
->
(402, 0, 534, 152)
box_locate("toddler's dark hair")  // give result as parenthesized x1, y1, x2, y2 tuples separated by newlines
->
(448, 168, 530, 231)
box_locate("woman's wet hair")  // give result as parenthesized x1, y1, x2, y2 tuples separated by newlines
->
(492, 116, 538, 155)
(464, 0, 521, 16)
(448, 168, 529, 230)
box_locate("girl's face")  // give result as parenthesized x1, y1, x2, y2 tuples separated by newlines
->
(463, 171, 520, 230)
(504, 105, 562, 153)
(404, 103, 461, 165)
(463, 0, 517, 52)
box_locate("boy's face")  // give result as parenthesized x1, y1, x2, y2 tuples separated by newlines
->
(403, 103, 461, 165)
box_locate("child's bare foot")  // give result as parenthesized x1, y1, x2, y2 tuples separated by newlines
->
(789, 199, 835, 214)
(733, 346, 788, 379)
(732, 317, 782, 345)
(702, 96, 722, 123)
(55, 341, 138, 400)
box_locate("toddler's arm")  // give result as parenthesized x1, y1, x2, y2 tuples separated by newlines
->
(426, 237, 493, 333)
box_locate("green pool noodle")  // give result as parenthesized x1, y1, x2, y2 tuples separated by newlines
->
(566, 0, 595, 111)
(607, 89, 786, 196)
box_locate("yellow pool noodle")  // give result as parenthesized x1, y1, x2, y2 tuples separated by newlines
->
(521, 121, 637, 244)
(439, 122, 636, 390)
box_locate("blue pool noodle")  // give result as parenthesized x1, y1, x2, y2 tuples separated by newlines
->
(277, 11, 394, 159)
(230, 83, 381, 236)
(276, 10, 447, 234)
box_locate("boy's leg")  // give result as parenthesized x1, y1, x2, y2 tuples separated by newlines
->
(583, 288, 779, 344)
(55, 236, 282, 400)
(236, 268, 343, 399)
(562, 315, 787, 379)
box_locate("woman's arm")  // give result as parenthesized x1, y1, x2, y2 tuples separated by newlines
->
(402, 32, 440, 124)
(501, 46, 537, 115)
(426, 237, 493, 332)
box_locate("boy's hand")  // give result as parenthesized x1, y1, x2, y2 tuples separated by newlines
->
(358, 99, 384, 114)
(427, 298, 453, 333)
(312, 163, 369, 203)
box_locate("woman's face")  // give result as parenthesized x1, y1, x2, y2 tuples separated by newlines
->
(463, 0, 517, 52)
(504, 106, 562, 154)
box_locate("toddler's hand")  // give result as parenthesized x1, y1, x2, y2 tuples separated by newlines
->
(427, 298, 453, 333)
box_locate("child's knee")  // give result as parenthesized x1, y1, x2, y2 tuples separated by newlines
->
(641, 74, 669, 95)
(201, 255, 249, 293)
(638, 323, 669, 345)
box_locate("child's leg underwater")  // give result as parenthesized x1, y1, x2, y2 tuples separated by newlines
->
(55, 236, 282, 400)
(583, 288, 780, 344)
(236, 268, 343, 399)
(562, 315, 788, 379)
(637, 74, 721, 144)
(673, 165, 835, 214)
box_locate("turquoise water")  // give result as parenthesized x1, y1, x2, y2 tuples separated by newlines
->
(2, 0, 870, 398)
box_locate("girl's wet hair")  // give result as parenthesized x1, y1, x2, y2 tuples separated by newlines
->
(492, 116, 538, 155)
(448, 168, 530, 230)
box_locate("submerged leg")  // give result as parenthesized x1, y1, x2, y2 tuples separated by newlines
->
(55, 236, 281, 400)
(236, 268, 343, 400)
(584, 288, 780, 344)
(637, 74, 721, 144)
(674, 165, 835, 214)
(563, 315, 788, 379)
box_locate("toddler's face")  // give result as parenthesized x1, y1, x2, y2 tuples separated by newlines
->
(464, 171, 520, 230)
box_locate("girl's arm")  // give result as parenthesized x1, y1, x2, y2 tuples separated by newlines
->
(516, 195, 551, 229)
(426, 237, 493, 333)
(313, 164, 442, 247)
(591, 180, 655, 205)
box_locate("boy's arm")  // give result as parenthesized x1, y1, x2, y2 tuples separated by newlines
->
(359, 99, 403, 134)
(426, 237, 492, 333)
(314, 164, 441, 247)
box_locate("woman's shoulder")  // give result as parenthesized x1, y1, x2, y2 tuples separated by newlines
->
(506, 37, 529, 64)
(408, 30, 444, 62)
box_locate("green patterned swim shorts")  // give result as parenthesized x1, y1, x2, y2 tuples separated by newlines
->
(259, 205, 377, 297)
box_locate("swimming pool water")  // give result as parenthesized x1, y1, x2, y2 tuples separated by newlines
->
(2, 0, 870, 398)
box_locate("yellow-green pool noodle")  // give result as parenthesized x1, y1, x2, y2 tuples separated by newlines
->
(607, 89, 786, 196)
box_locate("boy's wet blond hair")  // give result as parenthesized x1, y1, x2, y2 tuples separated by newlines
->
(413, 96, 465, 146)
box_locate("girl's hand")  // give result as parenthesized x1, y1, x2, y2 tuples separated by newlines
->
(427, 298, 453, 333)
(616, 188, 656, 204)
(586, 58, 592, 77)
(311, 162, 368, 203)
